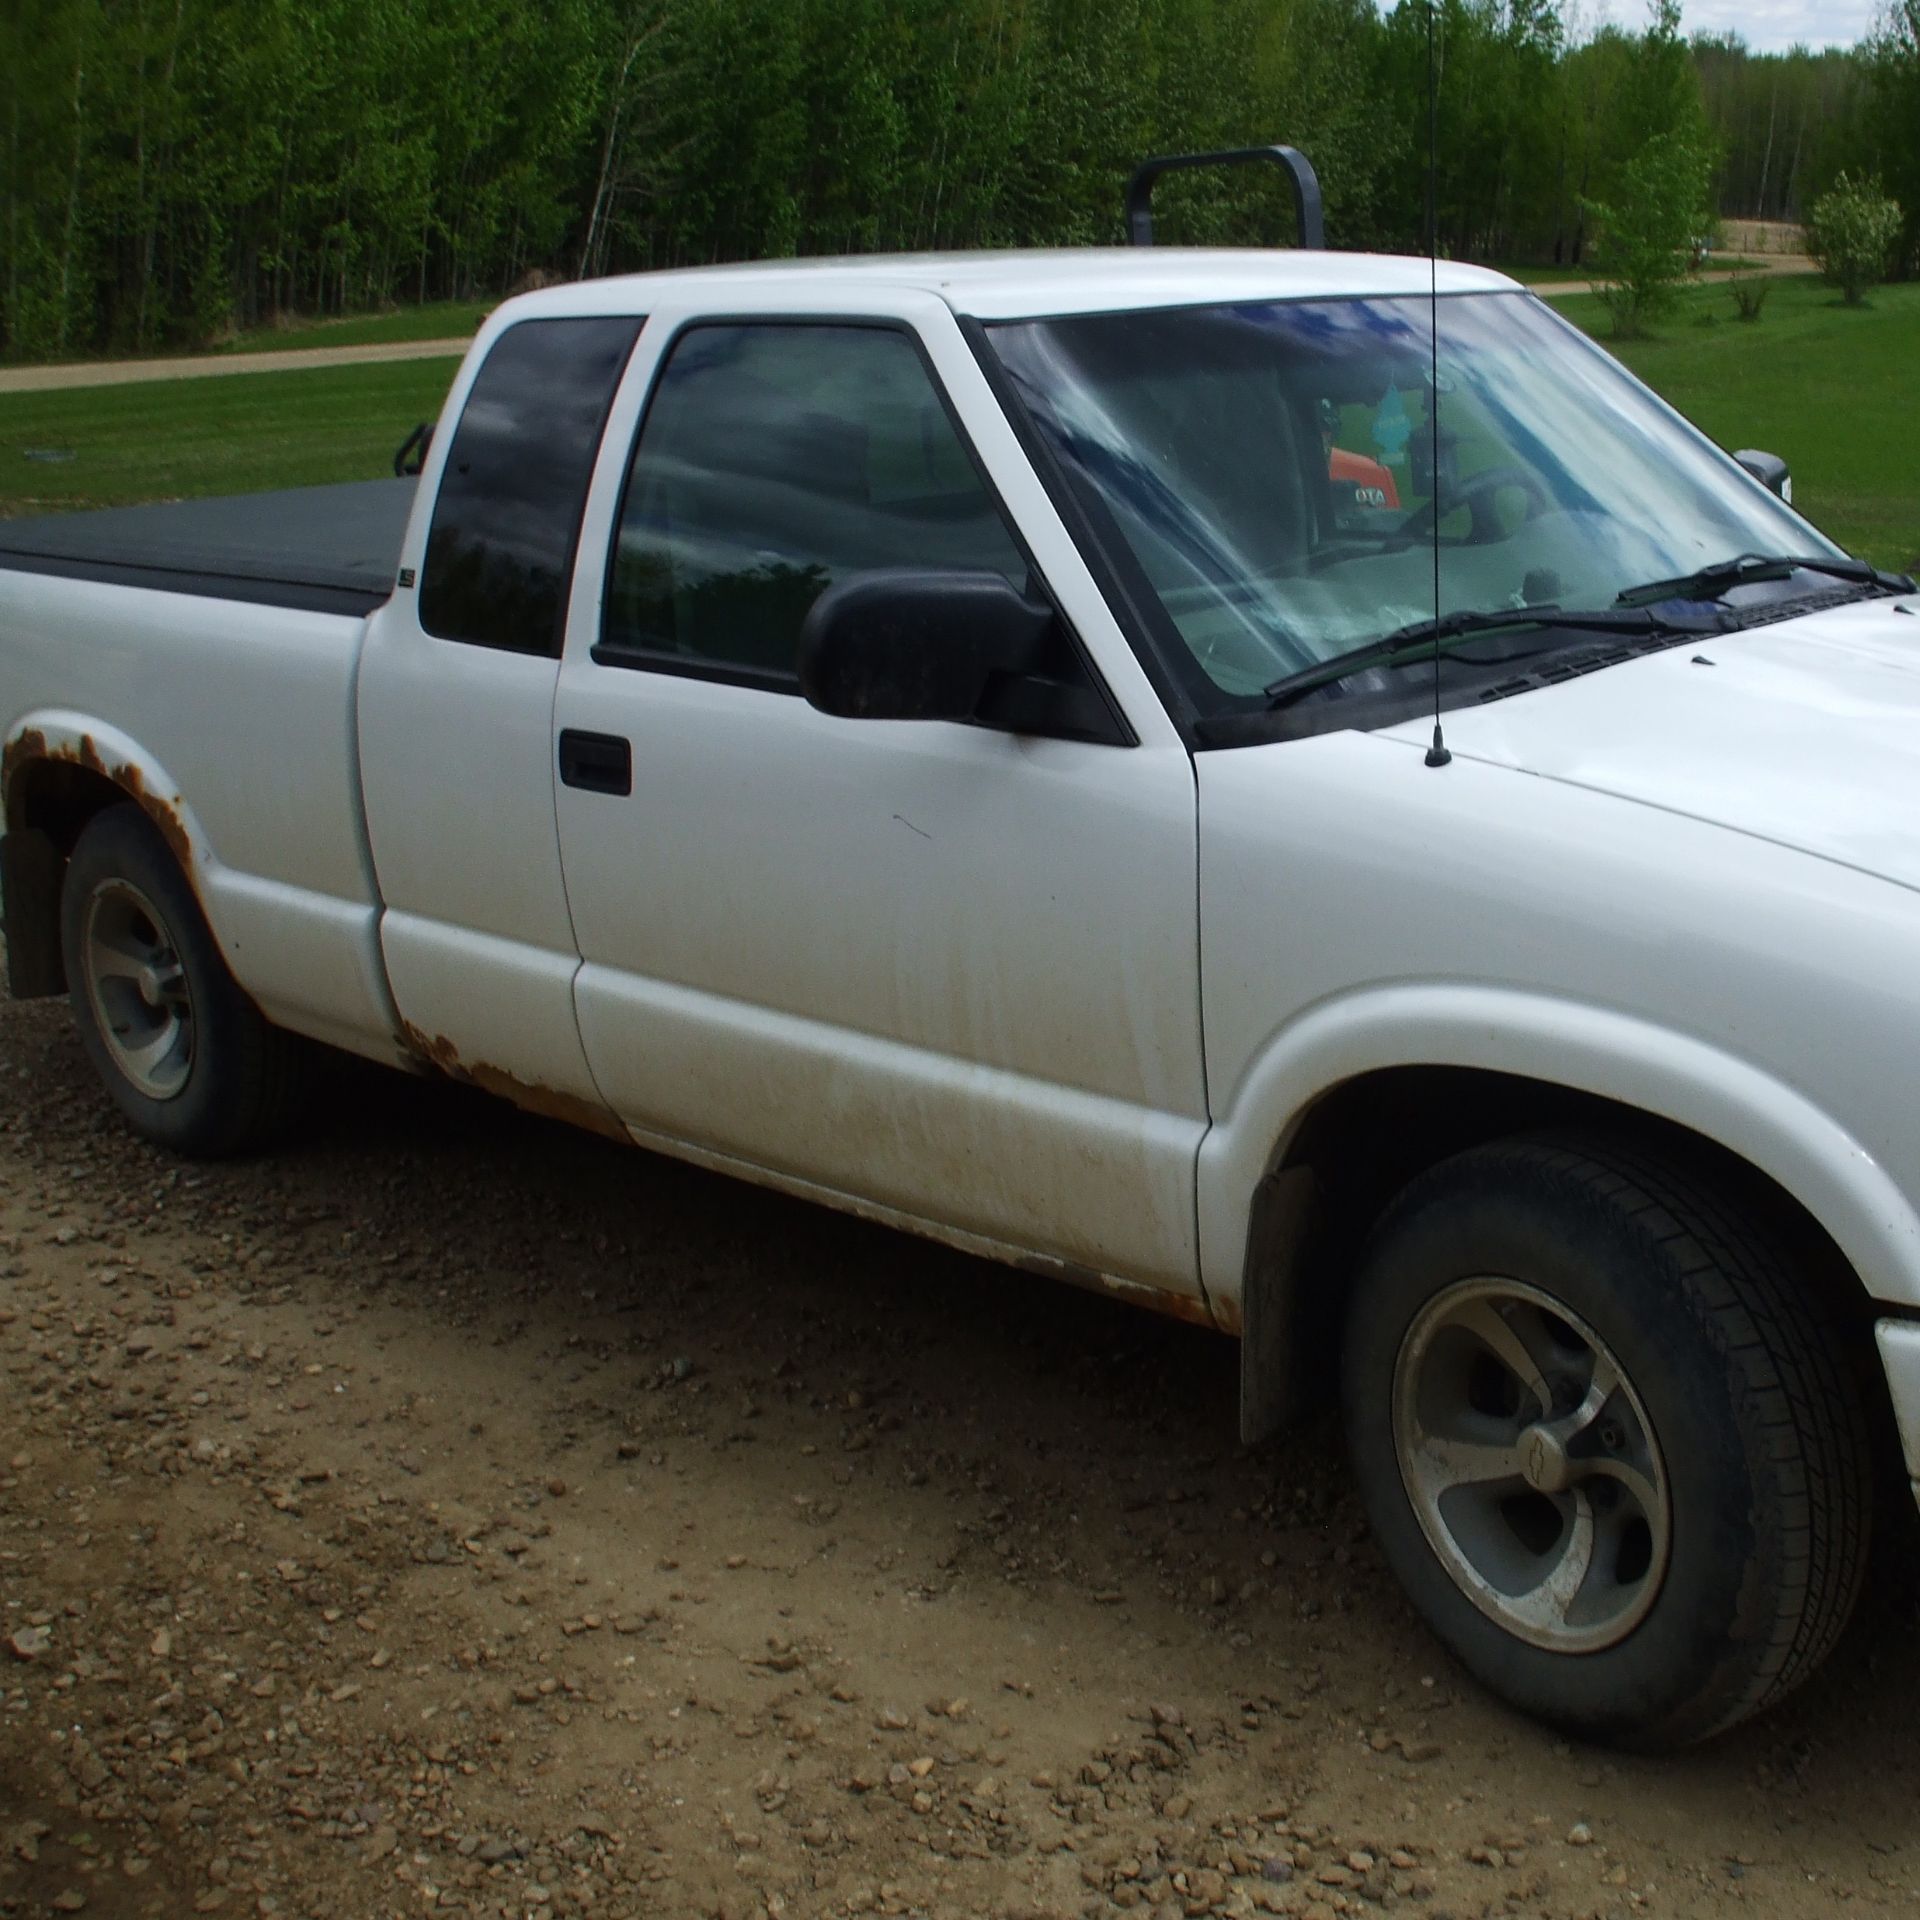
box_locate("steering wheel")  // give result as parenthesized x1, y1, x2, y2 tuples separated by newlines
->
(1402, 464, 1550, 546)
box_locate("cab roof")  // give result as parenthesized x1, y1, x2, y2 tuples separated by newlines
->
(511, 249, 1521, 325)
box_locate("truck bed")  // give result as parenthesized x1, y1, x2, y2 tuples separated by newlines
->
(0, 478, 414, 616)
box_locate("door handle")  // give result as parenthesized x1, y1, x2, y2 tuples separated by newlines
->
(558, 729, 632, 796)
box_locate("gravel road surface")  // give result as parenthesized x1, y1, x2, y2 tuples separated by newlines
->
(4, 993, 1919, 1920)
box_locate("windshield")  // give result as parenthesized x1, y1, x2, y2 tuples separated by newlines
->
(989, 292, 1842, 713)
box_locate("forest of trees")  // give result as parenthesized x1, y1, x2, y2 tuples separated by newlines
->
(2, 0, 1916, 361)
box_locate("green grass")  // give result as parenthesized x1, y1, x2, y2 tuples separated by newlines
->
(0, 357, 461, 518)
(1545, 273, 1920, 572)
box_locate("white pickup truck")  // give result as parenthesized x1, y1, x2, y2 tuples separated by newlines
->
(5, 209, 1918, 1749)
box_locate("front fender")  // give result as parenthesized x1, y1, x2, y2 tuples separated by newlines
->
(1197, 982, 1920, 1317)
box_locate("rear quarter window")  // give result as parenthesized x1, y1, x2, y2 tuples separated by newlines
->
(419, 316, 642, 655)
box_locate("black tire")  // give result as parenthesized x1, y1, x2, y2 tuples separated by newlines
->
(60, 805, 307, 1157)
(1341, 1131, 1872, 1749)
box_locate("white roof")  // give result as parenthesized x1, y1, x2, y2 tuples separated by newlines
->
(517, 249, 1519, 323)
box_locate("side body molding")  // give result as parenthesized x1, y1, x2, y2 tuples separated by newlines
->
(1197, 984, 1920, 1318)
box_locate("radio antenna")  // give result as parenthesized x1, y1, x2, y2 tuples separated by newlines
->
(1423, 0, 1451, 769)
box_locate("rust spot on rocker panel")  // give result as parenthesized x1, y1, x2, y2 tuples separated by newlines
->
(397, 1020, 630, 1143)
(400, 1020, 1216, 1321)
(1015, 1252, 1221, 1331)
(4, 728, 193, 871)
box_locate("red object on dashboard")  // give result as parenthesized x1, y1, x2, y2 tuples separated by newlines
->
(1329, 446, 1400, 509)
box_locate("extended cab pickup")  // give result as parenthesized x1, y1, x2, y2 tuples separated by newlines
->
(6, 237, 1920, 1750)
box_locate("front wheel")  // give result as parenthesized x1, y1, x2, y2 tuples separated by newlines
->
(60, 805, 306, 1157)
(1342, 1132, 1872, 1748)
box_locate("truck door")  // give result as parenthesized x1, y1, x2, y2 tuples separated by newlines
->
(358, 315, 640, 1107)
(551, 299, 1210, 1300)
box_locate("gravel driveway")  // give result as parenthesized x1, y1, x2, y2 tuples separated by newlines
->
(4, 993, 1918, 1920)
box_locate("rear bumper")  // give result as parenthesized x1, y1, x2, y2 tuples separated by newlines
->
(1875, 1319, 1920, 1509)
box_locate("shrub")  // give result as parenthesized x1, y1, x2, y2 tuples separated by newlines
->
(1585, 132, 1716, 338)
(1808, 173, 1904, 305)
(1727, 272, 1771, 321)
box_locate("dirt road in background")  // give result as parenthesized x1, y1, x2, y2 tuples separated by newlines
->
(0, 340, 468, 396)
(4, 994, 1918, 1920)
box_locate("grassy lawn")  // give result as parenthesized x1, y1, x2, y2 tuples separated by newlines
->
(1546, 273, 1920, 572)
(0, 357, 460, 518)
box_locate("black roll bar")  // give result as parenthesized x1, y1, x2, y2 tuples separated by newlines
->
(1124, 145, 1325, 251)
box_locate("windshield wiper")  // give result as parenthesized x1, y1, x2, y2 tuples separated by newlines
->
(1263, 605, 1716, 710)
(1614, 552, 1912, 608)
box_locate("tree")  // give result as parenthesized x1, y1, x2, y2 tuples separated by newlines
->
(1807, 169, 1904, 300)
(0, 0, 1900, 364)
(1694, 35, 1869, 223)
(1860, 0, 1920, 274)
(1584, 126, 1714, 335)
(576, 0, 677, 278)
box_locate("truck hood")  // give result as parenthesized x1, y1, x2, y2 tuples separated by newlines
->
(1379, 594, 1920, 891)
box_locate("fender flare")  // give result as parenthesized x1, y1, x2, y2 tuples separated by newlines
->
(3, 710, 218, 901)
(1197, 982, 1920, 1317)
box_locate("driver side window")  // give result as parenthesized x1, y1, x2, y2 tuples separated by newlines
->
(601, 322, 1029, 686)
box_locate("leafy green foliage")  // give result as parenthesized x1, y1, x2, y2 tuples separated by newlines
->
(1860, 3, 1920, 277)
(1808, 171, 1904, 302)
(1693, 37, 1866, 227)
(1586, 127, 1716, 337)
(0, 0, 1901, 363)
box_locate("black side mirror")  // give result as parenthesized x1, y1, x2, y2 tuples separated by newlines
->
(799, 570, 1055, 723)
(1734, 448, 1791, 503)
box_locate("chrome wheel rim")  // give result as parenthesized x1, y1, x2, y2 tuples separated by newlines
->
(1392, 1277, 1670, 1653)
(81, 880, 194, 1101)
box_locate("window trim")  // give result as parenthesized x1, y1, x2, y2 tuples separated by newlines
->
(585, 640, 795, 697)
(420, 314, 644, 659)
(960, 313, 1205, 750)
(592, 312, 1134, 746)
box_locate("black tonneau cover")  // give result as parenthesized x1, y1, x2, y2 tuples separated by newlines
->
(0, 477, 415, 617)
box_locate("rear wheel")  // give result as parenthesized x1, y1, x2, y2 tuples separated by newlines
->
(61, 806, 306, 1157)
(1341, 1132, 1872, 1748)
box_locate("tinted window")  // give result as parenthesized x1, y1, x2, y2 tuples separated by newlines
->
(603, 324, 1028, 680)
(420, 316, 641, 655)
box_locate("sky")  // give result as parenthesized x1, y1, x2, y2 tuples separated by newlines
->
(1390, 0, 1883, 53)
(1672, 0, 1880, 50)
